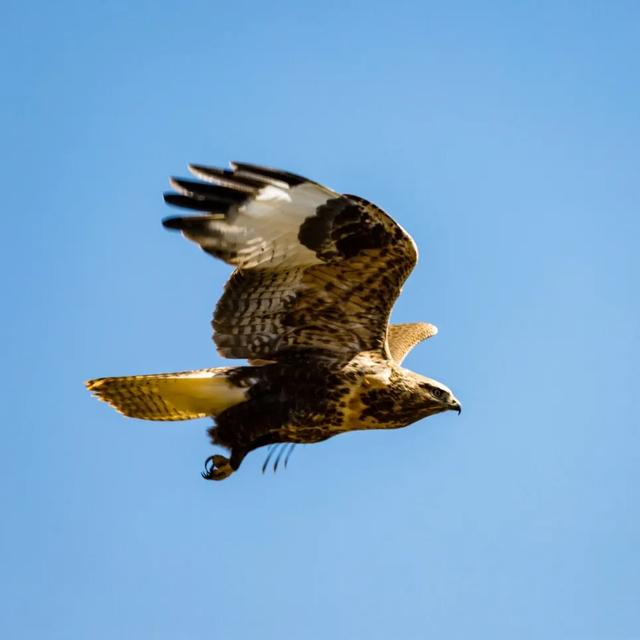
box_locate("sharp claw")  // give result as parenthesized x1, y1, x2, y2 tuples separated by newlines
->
(273, 444, 286, 473)
(203, 456, 215, 475)
(201, 454, 233, 481)
(284, 443, 296, 468)
(261, 443, 296, 476)
(262, 445, 276, 473)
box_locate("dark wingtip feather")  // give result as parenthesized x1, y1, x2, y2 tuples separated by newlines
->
(230, 161, 308, 187)
(188, 164, 264, 190)
(162, 215, 223, 232)
(163, 192, 225, 212)
(169, 178, 247, 203)
(162, 216, 185, 230)
(188, 164, 235, 179)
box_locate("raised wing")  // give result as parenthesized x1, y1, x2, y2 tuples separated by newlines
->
(386, 323, 438, 365)
(163, 162, 418, 361)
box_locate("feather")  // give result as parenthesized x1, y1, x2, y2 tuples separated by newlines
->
(85, 368, 246, 420)
(230, 161, 307, 188)
(387, 323, 438, 364)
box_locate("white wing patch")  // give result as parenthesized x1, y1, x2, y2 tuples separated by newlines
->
(169, 179, 335, 270)
(228, 183, 333, 268)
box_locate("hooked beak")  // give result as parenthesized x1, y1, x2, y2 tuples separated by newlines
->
(450, 399, 462, 415)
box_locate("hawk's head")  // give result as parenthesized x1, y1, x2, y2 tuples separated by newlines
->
(415, 376, 462, 416)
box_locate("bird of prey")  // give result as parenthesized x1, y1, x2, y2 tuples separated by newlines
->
(86, 162, 461, 480)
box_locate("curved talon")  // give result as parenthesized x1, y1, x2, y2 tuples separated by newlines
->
(262, 445, 277, 474)
(273, 444, 287, 472)
(261, 443, 297, 474)
(202, 455, 217, 478)
(202, 454, 234, 481)
(284, 443, 296, 468)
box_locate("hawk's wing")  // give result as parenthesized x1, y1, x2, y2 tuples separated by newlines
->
(387, 323, 438, 365)
(163, 162, 418, 362)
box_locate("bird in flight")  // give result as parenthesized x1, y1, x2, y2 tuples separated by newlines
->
(86, 162, 461, 480)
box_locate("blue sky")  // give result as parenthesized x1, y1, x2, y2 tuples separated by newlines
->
(2, 1, 639, 638)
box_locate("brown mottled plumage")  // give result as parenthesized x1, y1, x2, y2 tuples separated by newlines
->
(86, 162, 461, 481)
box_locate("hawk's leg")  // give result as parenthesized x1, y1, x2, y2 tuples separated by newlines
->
(201, 449, 246, 481)
(201, 455, 233, 481)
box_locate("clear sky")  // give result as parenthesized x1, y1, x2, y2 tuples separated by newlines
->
(2, 1, 639, 638)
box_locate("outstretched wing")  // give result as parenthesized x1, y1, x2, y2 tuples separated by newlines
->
(386, 323, 438, 365)
(163, 162, 418, 361)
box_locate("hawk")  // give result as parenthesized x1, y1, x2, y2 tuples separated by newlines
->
(86, 162, 461, 480)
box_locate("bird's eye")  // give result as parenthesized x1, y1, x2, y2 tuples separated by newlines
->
(432, 388, 444, 399)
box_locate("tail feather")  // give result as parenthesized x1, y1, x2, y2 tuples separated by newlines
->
(85, 368, 247, 421)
